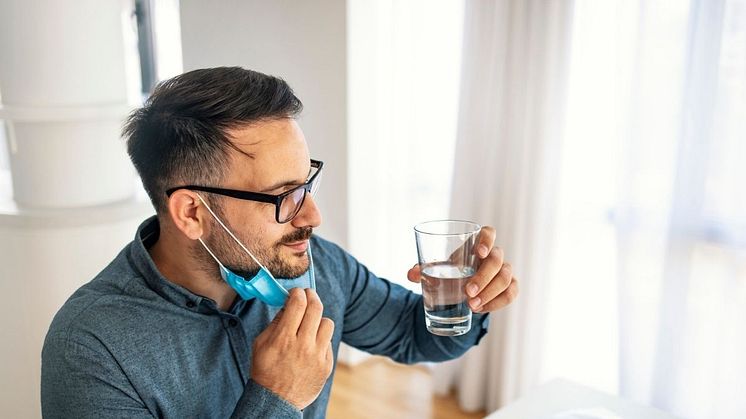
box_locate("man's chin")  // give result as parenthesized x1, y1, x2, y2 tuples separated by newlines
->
(274, 266, 309, 280)
(273, 254, 309, 279)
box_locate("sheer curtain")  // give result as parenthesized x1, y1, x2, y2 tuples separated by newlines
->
(443, 0, 746, 417)
(347, 0, 464, 288)
(611, 0, 746, 417)
(433, 0, 575, 412)
(540, 1, 746, 419)
(344, 0, 465, 364)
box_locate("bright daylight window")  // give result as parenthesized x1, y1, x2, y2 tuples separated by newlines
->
(348, 0, 465, 289)
(541, 1, 746, 417)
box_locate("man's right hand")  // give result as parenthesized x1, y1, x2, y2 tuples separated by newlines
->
(250, 288, 335, 410)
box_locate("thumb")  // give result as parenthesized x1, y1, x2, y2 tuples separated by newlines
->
(407, 264, 422, 283)
(475, 226, 496, 259)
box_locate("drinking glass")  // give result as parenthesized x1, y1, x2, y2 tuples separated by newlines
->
(414, 220, 481, 336)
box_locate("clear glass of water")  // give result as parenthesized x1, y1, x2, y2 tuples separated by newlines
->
(414, 220, 481, 336)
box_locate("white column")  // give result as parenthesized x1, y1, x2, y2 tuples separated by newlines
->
(0, 0, 140, 208)
(0, 1, 153, 417)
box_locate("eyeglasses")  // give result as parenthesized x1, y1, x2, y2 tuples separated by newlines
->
(166, 159, 323, 224)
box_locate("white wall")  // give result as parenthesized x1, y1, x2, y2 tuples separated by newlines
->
(179, 0, 348, 248)
(0, 1, 152, 417)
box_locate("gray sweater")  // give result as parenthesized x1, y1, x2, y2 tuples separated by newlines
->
(41, 216, 488, 418)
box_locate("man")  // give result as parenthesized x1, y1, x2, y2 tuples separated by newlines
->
(41, 67, 518, 418)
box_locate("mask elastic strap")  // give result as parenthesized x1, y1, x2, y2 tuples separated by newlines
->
(195, 193, 270, 273)
(197, 238, 227, 270)
(306, 240, 316, 288)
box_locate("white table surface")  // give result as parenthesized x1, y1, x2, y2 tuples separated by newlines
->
(484, 378, 680, 419)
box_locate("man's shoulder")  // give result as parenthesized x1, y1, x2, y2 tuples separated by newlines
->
(44, 244, 152, 346)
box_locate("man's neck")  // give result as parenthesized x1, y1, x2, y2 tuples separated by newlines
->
(149, 227, 237, 311)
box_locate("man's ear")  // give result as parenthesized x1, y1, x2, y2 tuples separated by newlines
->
(167, 190, 206, 240)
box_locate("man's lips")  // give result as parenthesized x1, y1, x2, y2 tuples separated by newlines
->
(282, 240, 309, 252)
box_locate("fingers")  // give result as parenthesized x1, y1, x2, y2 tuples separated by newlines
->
(475, 226, 496, 258)
(279, 288, 333, 347)
(317, 317, 335, 345)
(469, 262, 512, 310)
(475, 278, 519, 312)
(322, 327, 335, 376)
(277, 288, 308, 335)
(466, 246, 504, 298)
(251, 288, 335, 409)
(324, 340, 334, 375)
(297, 289, 324, 340)
(407, 264, 422, 283)
(267, 307, 285, 330)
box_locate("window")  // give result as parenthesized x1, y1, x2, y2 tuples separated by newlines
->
(348, 0, 465, 288)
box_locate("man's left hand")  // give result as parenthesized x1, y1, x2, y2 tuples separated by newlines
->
(407, 226, 518, 313)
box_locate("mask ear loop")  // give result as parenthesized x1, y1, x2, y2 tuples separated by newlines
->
(197, 237, 227, 270)
(195, 193, 272, 276)
(306, 240, 316, 289)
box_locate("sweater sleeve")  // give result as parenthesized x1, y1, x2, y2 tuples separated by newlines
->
(229, 379, 302, 419)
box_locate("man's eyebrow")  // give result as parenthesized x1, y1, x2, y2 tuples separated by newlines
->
(260, 179, 303, 193)
(259, 166, 313, 193)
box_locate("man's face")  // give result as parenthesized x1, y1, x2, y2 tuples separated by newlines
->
(199, 118, 322, 279)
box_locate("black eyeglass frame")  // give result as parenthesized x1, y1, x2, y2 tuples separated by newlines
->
(165, 159, 323, 224)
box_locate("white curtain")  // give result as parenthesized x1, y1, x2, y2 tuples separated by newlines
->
(541, 1, 746, 418)
(344, 0, 465, 365)
(434, 0, 575, 412)
(347, 0, 464, 286)
(443, 0, 746, 418)
(611, 0, 746, 417)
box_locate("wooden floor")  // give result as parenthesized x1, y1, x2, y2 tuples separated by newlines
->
(327, 357, 485, 419)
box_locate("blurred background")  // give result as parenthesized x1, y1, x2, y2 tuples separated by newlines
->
(0, 0, 744, 418)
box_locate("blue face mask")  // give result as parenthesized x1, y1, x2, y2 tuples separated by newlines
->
(196, 194, 316, 307)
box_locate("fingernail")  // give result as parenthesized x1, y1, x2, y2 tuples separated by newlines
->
(467, 283, 478, 296)
(470, 297, 481, 308)
(478, 245, 489, 257)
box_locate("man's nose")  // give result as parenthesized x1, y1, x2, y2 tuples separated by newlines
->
(291, 194, 322, 229)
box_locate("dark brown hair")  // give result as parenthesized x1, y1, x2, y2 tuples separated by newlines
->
(123, 67, 303, 214)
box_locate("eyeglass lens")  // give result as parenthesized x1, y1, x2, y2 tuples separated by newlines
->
(279, 188, 306, 222)
(279, 168, 323, 222)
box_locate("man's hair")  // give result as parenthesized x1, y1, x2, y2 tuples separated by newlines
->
(123, 67, 303, 214)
